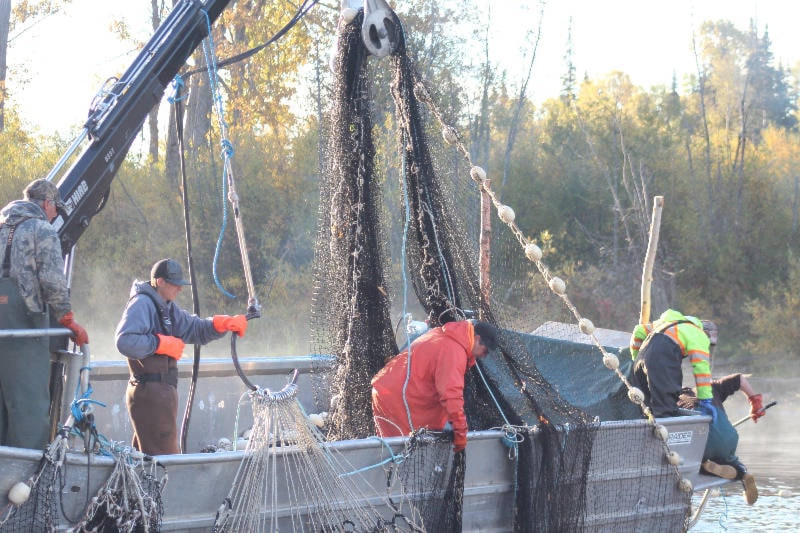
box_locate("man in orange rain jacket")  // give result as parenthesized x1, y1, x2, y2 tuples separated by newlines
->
(371, 319, 499, 453)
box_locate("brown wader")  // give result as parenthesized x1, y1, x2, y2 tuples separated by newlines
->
(126, 354, 179, 455)
(0, 238, 52, 449)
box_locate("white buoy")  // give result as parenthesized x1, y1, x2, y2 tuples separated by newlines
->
(579, 318, 595, 335)
(413, 82, 431, 103)
(442, 126, 458, 145)
(653, 424, 668, 442)
(524, 243, 542, 261)
(666, 451, 681, 465)
(549, 276, 566, 295)
(627, 387, 645, 403)
(602, 353, 619, 370)
(217, 437, 232, 450)
(309, 413, 325, 428)
(497, 205, 515, 223)
(679, 478, 693, 493)
(8, 481, 31, 505)
(470, 166, 487, 181)
(341, 7, 358, 23)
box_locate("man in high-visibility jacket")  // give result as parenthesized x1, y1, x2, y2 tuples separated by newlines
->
(629, 309, 716, 419)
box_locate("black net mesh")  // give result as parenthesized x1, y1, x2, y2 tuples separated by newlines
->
(73, 456, 164, 533)
(585, 421, 691, 532)
(0, 439, 164, 533)
(3, 9, 693, 533)
(390, 432, 464, 533)
(0, 453, 60, 532)
(307, 12, 631, 532)
(311, 10, 398, 443)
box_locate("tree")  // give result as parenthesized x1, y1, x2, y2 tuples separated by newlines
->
(744, 252, 800, 363)
(0, 0, 10, 130)
(0, 0, 73, 131)
(499, 1, 543, 197)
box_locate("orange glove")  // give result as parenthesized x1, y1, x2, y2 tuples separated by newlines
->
(748, 394, 765, 422)
(156, 334, 185, 360)
(212, 315, 248, 337)
(58, 311, 89, 346)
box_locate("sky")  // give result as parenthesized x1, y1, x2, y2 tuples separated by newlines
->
(7, 0, 799, 135)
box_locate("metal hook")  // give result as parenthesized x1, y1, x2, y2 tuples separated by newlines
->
(362, 0, 400, 57)
(340, 0, 400, 58)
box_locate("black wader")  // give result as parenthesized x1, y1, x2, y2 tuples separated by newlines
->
(0, 276, 52, 449)
(631, 333, 684, 418)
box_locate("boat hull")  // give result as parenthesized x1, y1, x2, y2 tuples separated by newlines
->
(0, 356, 714, 532)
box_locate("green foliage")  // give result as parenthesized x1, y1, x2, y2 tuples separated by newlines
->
(744, 252, 800, 363)
(3, 6, 799, 371)
(0, 110, 61, 192)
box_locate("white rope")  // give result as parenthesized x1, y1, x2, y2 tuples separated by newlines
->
(413, 78, 691, 492)
(73, 448, 165, 533)
(213, 389, 398, 532)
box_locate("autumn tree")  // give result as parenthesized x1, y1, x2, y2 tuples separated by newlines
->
(0, 0, 73, 131)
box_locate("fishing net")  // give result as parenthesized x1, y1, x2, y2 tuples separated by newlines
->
(309, 8, 691, 533)
(0, 446, 62, 532)
(0, 433, 164, 533)
(310, 8, 398, 443)
(71, 450, 165, 533)
(388, 431, 465, 533)
(211, 379, 394, 532)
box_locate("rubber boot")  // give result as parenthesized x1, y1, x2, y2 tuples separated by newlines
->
(701, 460, 737, 480)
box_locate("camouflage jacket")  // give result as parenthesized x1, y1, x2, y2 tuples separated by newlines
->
(0, 199, 71, 318)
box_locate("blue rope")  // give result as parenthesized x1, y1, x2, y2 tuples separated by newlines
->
(167, 74, 187, 104)
(201, 10, 236, 299)
(70, 376, 106, 424)
(211, 161, 236, 299)
(338, 436, 406, 478)
(716, 488, 729, 530)
(399, 149, 415, 433)
(474, 362, 512, 426)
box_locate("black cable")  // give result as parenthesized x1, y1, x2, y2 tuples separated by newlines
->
(182, 0, 320, 80)
(172, 81, 202, 455)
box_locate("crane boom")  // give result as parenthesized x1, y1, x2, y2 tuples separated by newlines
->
(49, 0, 232, 253)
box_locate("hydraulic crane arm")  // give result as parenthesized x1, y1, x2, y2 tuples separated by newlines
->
(49, 0, 232, 254)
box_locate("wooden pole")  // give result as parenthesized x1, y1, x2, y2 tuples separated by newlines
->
(640, 196, 664, 324)
(479, 179, 492, 318)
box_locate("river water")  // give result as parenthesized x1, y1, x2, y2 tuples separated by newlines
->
(688, 376, 799, 532)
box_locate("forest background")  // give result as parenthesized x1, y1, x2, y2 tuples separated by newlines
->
(0, 0, 798, 376)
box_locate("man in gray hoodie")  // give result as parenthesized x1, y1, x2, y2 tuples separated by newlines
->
(0, 178, 88, 449)
(115, 258, 247, 455)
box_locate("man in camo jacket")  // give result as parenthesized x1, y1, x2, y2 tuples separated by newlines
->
(0, 178, 88, 449)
